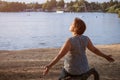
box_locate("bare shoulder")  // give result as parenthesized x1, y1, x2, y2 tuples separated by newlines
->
(86, 37, 96, 51)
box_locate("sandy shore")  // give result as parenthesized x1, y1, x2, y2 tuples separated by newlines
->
(0, 44, 120, 80)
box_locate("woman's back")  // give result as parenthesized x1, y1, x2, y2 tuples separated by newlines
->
(64, 35, 89, 75)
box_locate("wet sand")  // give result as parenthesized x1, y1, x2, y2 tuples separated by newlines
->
(0, 44, 120, 80)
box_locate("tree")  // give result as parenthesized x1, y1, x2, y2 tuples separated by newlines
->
(33, 2, 42, 9)
(101, 2, 109, 12)
(51, 0, 57, 8)
(42, 0, 51, 11)
(42, 2, 47, 11)
(42, 0, 57, 11)
(0, 2, 27, 12)
(110, 0, 114, 6)
(69, 1, 74, 7)
(57, 0, 64, 8)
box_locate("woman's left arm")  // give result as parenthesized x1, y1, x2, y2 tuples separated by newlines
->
(87, 37, 115, 62)
(43, 38, 71, 76)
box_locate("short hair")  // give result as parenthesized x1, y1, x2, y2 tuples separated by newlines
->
(73, 17, 86, 35)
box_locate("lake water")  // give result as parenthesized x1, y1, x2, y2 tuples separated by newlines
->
(0, 12, 120, 50)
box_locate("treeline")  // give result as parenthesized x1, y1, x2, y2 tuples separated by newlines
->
(0, 1, 41, 12)
(0, 0, 120, 16)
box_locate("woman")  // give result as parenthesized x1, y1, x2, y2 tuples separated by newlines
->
(43, 17, 115, 80)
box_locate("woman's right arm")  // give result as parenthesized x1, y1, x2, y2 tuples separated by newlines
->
(87, 37, 114, 62)
(43, 38, 71, 76)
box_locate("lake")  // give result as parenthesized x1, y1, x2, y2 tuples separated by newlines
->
(0, 12, 120, 50)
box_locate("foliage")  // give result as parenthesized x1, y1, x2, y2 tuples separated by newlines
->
(107, 3, 120, 17)
(0, 0, 120, 18)
(0, 1, 26, 12)
(57, 0, 64, 9)
(107, 5, 117, 13)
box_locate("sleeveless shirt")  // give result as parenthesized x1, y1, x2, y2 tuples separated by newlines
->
(64, 35, 89, 75)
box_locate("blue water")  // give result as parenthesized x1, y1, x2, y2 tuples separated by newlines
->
(0, 12, 120, 50)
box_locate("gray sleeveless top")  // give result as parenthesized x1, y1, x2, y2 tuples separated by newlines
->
(64, 35, 89, 75)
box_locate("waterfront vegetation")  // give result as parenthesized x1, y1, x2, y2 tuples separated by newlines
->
(0, 0, 120, 17)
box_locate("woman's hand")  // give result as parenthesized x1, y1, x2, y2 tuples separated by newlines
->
(105, 55, 115, 62)
(43, 65, 51, 76)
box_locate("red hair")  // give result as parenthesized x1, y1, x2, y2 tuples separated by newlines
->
(73, 17, 86, 35)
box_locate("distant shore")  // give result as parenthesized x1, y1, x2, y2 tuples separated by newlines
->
(0, 44, 120, 80)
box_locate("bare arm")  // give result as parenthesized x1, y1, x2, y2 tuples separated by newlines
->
(43, 38, 71, 75)
(87, 37, 115, 62)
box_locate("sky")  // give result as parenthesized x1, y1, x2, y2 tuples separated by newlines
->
(2, 0, 119, 3)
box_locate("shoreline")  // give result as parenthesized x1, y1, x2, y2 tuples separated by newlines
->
(0, 44, 120, 80)
(0, 43, 120, 51)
